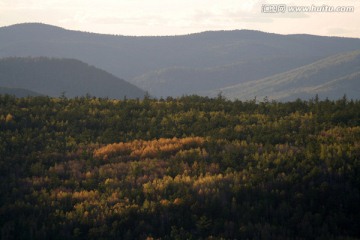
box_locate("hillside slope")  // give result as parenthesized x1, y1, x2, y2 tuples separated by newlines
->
(1, 23, 360, 98)
(132, 56, 314, 97)
(216, 50, 360, 101)
(0, 86, 42, 97)
(1, 96, 360, 239)
(0, 57, 146, 99)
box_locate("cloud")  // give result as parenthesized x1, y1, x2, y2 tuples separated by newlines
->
(1, 0, 359, 37)
(326, 27, 360, 38)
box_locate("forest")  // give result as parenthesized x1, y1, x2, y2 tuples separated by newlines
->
(1, 94, 360, 239)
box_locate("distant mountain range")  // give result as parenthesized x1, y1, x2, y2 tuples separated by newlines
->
(1, 23, 360, 100)
(132, 56, 315, 97)
(0, 57, 146, 98)
(212, 50, 360, 101)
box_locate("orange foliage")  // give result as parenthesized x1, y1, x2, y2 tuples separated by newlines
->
(173, 198, 183, 205)
(72, 190, 99, 201)
(94, 137, 205, 161)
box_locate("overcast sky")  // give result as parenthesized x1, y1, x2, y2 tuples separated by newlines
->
(1, 0, 359, 37)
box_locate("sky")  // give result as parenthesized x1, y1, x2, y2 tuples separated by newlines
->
(1, 0, 360, 37)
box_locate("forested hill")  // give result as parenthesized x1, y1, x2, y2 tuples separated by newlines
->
(0, 57, 146, 99)
(1, 23, 360, 98)
(215, 50, 360, 101)
(1, 95, 360, 239)
(0, 86, 42, 97)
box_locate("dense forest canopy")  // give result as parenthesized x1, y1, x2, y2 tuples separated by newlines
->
(1, 94, 359, 239)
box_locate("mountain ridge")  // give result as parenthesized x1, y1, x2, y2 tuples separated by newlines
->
(0, 57, 146, 99)
(1, 23, 360, 99)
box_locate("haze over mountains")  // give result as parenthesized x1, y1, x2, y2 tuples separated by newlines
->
(213, 50, 360, 101)
(0, 23, 359, 100)
(0, 57, 145, 98)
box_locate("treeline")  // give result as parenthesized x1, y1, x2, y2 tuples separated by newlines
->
(0, 94, 360, 239)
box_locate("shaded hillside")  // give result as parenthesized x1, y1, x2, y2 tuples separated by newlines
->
(216, 50, 360, 101)
(0, 86, 42, 97)
(133, 57, 314, 97)
(0, 57, 146, 99)
(1, 23, 360, 98)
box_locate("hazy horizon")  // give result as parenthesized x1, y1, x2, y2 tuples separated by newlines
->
(1, 0, 359, 38)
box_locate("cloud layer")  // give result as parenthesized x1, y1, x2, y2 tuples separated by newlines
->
(1, 0, 359, 37)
